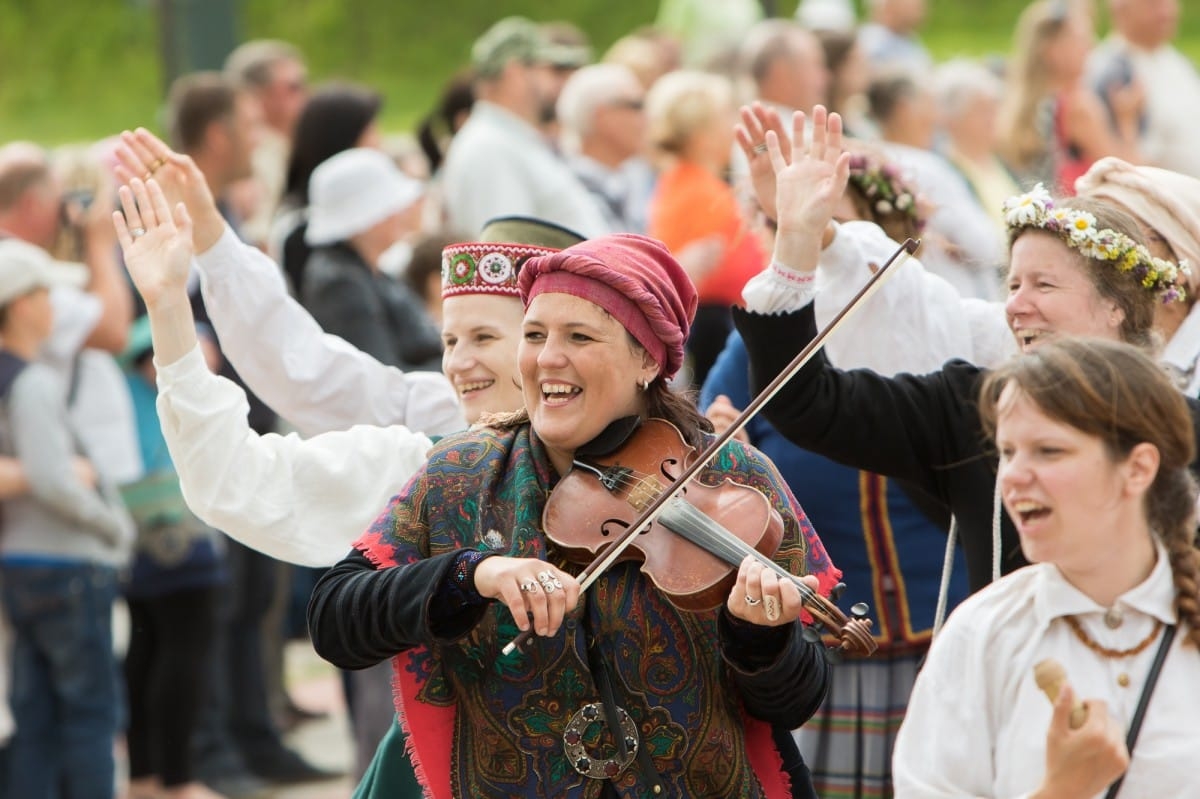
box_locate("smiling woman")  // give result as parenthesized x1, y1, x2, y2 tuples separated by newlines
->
(308, 232, 841, 799)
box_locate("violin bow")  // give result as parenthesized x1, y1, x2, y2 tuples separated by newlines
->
(501, 238, 920, 656)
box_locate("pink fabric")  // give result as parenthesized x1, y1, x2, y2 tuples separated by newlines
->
(519, 234, 698, 380)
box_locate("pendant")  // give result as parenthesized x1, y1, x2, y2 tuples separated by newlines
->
(1104, 608, 1123, 629)
(1117, 672, 1131, 688)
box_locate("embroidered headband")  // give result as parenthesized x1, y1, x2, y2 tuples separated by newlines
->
(1003, 183, 1189, 305)
(440, 241, 559, 299)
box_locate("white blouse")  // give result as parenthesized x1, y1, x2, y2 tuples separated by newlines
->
(893, 545, 1199, 798)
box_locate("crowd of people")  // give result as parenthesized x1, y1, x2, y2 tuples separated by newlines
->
(0, 0, 1199, 797)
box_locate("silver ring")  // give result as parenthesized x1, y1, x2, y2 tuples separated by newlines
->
(745, 595, 761, 606)
(752, 143, 768, 155)
(536, 570, 553, 582)
(520, 580, 539, 593)
(130, 227, 147, 239)
(540, 579, 558, 594)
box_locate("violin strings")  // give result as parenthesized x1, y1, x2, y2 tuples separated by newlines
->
(580, 460, 822, 604)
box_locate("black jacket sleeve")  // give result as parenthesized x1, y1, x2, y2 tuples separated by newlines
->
(307, 548, 490, 670)
(718, 611, 830, 728)
(732, 303, 989, 508)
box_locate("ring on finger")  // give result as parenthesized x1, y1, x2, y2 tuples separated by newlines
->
(130, 227, 147, 239)
(520, 580, 539, 593)
(744, 595, 761, 606)
(763, 595, 779, 621)
(540, 579, 558, 594)
(752, 142, 768, 154)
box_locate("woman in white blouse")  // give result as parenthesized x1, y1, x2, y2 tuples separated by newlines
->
(892, 337, 1200, 799)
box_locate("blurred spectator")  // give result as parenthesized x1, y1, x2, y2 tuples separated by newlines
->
(1090, 0, 1200, 177)
(0, 142, 139, 486)
(869, 70, 1007, 300)
(935, 59, 1020, 233)
(816, 28, 875, 137)
(271, 82, 382, 291)
(224, 40, 309, 248)
(0, 239, 134, 799)
(441, 17, 610, 237)
(118, 316, 226, 799)
(403, 230, 466, 326)
(537, 20, 594, 137)
(998, 0, 1141, 193)
(655, 0, 762, 69)
(302, 148, 441, 372)
(741, 20, 830, 120)
(556, 63, 655, 233)
(603, 26, 682, 90)
(415, 71, 475, 177)
(859, 0, 932, 73)
(795, 0, 857, 32)
(646, 69, 765, 387)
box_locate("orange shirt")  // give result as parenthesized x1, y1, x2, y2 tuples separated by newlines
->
(648, 161, 767, 306)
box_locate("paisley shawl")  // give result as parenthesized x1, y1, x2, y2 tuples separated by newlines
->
(356, 422, 839, 798)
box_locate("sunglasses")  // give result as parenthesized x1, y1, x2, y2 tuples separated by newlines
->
(609, 98, 644, 111)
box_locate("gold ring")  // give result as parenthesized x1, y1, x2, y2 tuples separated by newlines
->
(148, 157, 166, 173)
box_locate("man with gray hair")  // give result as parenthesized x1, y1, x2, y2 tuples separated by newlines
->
(441, 17, 611, 237)
(556, 63, 654, 233)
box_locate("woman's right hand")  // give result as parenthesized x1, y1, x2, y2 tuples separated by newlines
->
(113, 178, 195, 310)
(1033, 685, 1129, 799)
(472, 556, 581, 639)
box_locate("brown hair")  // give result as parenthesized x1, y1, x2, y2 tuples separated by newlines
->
(1009, 196, 1157, 350)
(979, 337, 1200, 647)
(165, 72, 238, 154)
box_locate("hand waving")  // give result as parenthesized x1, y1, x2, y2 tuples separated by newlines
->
(735, 102, 792, 222)
(114, 128, 226, 253)
(113, 178, 195, 310)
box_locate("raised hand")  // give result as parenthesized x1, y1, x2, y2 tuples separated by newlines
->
(767, 106, 851, 274)
(113, 178, 195, 311)
(735, 103, 792, 222)
(114, 128, 226, 253)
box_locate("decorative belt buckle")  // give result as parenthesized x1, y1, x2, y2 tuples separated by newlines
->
(563, 702, 638, 779)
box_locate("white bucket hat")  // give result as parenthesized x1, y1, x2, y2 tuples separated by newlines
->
(305, 148, 424, 246)
(0, 239, 54, 307)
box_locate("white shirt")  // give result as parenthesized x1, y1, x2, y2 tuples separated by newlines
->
(893, 544, 1198, 799)
(194, 226, 465, 438)
(1160, 302, 1200, 397)
(155, 345, 433, 567)
(741, 220, 1016, 370)
(441, 101, 612, 239)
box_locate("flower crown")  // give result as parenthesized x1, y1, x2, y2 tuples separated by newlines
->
(847, 154, 925, 231)
(1003, 184, 1188, 304)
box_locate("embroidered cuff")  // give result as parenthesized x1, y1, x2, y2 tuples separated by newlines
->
(440, 548, 498, 609)
(769, 260, 816, 287)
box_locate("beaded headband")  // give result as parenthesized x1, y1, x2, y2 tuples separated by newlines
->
(1003, 184, 1188, 304)
(440, 241, 558, 299)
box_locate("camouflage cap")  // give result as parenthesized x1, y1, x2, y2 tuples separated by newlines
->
(472, 16, 585, 77)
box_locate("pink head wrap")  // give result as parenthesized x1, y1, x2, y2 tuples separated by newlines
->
(518, 234, 698, 380)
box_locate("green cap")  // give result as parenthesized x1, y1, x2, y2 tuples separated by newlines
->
(472, 17, 585, 77)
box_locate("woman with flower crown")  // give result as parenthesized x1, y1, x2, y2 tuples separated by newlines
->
(893, 337, 1200, 798)
(731, 105, 1199, 599)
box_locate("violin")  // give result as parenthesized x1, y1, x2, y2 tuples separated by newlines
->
(544, 416, 878, 655)
(500, 237, 918, 660)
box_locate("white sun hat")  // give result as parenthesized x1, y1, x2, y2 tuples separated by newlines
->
(305, 148, 424, 246)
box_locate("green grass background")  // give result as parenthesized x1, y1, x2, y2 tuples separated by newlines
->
(3, 0, 1198, 145)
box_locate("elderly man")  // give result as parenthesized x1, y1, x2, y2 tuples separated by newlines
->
(441, 16, 610, 238)
(1089, 0, 1200, 178)
(556, 63, 654, 233)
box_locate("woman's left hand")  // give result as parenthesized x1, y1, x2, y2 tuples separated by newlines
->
(726, 555, 812, 626)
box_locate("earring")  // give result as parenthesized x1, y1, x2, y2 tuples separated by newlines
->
(637, 378, 649, 391)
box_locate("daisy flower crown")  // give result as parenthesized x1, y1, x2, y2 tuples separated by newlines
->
(847, 154, 925, 231)
(1003, 184, 1189, 304)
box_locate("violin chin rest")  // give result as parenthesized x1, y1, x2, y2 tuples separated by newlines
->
(575, 415, 643, 458)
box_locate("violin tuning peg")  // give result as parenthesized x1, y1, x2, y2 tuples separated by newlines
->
(850, 602, 870, 621)
(801, 626, 823, 645)
(823, 646, 844, 666)
(830, 582, 847, 602)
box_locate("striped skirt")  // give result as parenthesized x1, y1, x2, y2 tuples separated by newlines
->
(792, 648, 925, 799)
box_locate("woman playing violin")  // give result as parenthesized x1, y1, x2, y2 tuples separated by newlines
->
(309, 234, 840, 798)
